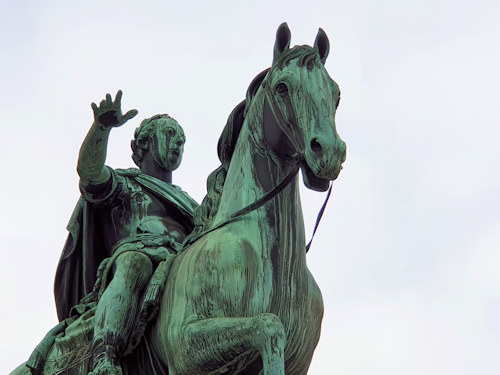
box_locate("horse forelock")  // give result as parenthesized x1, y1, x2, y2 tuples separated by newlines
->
(273, 45, 322, 71)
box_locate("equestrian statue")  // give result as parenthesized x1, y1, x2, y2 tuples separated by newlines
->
(12, 22, 346, 375)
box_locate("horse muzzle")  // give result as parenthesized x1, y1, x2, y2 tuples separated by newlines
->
(302, 135, 346, 191)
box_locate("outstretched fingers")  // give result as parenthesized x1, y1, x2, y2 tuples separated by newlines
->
(91, 90, 137, 128)
(123, 109, 138, 122)
(114, 90, 123, 104)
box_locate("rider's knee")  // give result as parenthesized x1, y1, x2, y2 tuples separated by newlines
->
(114, 252, 153, 284)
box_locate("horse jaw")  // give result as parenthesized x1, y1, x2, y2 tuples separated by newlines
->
(301, 139, 345, 192)
(301, 163, 331, 192)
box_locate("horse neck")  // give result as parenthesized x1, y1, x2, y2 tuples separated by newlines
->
(215, 111, 307, 270)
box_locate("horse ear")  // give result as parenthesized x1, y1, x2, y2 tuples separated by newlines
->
(313, 27, 330, 64)
(273, 22, 291, 64)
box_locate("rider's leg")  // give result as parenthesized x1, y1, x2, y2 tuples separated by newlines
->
(90, 251, 153, 375)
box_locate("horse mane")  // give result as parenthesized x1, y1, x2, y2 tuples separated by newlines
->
(183, 69, 267, 243)
(185, 46, 322, 243)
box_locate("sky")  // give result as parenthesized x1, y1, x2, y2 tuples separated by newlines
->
(1, 0, 499, 374)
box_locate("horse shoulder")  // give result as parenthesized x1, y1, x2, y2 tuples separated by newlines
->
(305, 268, 325, 321)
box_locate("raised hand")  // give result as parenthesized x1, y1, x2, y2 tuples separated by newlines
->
(91, 90, 138, 128)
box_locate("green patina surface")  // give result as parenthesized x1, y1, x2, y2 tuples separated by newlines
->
(12, 23, 346, 375)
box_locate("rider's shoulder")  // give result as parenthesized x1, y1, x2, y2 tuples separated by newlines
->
(115, 168, 141, 177)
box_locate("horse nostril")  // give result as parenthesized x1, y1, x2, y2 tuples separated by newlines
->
(310, 138, 323, 157)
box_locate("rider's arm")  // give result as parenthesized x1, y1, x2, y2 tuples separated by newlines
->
(77, 121, 113, 186)
(77, 91, 138, 188)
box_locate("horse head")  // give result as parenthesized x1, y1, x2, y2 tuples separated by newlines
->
(257, 22, 346, 192)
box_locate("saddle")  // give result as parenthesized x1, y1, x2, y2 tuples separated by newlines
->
(26, 254, 176, 375)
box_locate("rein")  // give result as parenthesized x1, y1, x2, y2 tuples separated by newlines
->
(306, 183, 332, 252)
(188, 165, 300, 243)
(188, 164, 331, 253)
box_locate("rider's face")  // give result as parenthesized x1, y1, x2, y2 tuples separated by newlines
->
(149, 125, 185, 172)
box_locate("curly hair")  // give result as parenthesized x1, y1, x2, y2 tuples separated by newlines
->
(131, 114, 183, 168)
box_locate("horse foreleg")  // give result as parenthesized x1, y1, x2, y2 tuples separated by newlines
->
(169, 313, 285, 375)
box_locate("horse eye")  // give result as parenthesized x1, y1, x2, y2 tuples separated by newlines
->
(276, 83, 288, 95)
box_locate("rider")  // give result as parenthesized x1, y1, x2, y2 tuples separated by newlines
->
(53, 91, 198, 375)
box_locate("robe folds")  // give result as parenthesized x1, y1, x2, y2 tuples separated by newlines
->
(54, 168, 198, 321)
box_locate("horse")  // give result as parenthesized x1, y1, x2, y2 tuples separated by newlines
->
(12, 22, 346, 375)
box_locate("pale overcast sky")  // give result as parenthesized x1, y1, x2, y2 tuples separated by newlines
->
(1, 1, 499, 374)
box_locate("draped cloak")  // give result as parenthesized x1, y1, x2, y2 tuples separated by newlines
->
(54, 168, 199, 322)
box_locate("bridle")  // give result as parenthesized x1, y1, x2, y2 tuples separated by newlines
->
(261, 76, 333, 252)
(185, 75, 333, 252)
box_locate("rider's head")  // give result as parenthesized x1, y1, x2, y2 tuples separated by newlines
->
(131, 114, 185, 171)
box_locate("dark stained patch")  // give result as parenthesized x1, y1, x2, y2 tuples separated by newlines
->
(239, 239, 259, 312)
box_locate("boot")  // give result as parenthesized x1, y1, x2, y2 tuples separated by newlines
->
(89, 334, 124, 375)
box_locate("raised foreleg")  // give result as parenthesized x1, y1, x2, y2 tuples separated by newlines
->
(167, 313, 285, 375)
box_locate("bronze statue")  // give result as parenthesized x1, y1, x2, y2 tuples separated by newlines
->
(54, 91, 198, 375)
(12, 23, 346, 375)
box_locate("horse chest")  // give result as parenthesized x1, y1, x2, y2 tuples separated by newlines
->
(280, 278, 324, 372)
